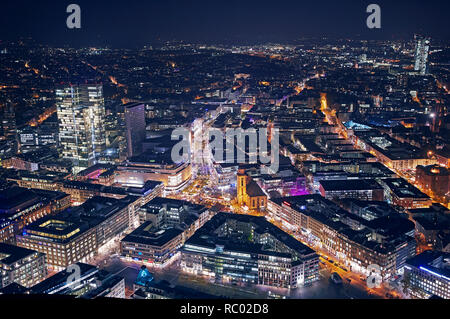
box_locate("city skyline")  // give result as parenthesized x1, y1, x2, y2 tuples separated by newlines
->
(0, 1, 450, 48)
(0, 1, 449, 307)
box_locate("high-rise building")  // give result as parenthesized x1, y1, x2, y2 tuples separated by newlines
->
(1, 104, 18, 154)
(414, 36, 430, 75)
(1, 104, 17, 141)
(124, 102, 146, 158)
(86, 85, 106, 157)
(56, 84, 106, 173)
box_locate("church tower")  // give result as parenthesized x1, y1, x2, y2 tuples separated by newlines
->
(237, 169, 248, 205)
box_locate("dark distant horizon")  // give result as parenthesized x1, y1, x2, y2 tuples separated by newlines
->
(0, 0, 449, 47)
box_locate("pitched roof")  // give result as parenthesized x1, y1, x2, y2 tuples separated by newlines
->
(246, 180, 266, 197)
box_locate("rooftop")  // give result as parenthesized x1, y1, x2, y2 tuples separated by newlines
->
(122, 222, 183, 247)
(271, 195, 415, 254)
(320, 179, 383, 191)
(417, 165, 449, 177)
(382, 178, 430, 199)
(0, 243, 42, 265)
(406, 250, 450, 279)
(22, 196, 133, 243)
(184, 212, 316, 260)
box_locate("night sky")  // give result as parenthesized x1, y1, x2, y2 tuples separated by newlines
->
(1, 0, 449, 47)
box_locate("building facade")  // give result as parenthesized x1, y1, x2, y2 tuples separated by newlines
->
(180, 213, 319, 288)
(125, 103, 147, 158)
(416, 165, 449, 200)
(121, 198, 212, 266)
(414, 36, 430, 75)
(404, 250, 450, 299)
(16, 196, 136, 269)
(267, 195, 416, 279)
(56, 84, 106, 173)
(0, 243, 47, 288)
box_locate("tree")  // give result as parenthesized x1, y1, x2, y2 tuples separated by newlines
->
(401, 272, 411, 296)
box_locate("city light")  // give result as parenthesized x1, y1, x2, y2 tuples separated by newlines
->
(0, 2, 448, 307)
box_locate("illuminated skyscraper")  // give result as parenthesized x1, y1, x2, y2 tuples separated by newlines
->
(1, 104, 17, 141)
(56, 84, 106, 173)
(86, 84, 107, 157)
(124, 102, 146, 158)
(0, 104, 17, 153)
(414, 36, 430, 75)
